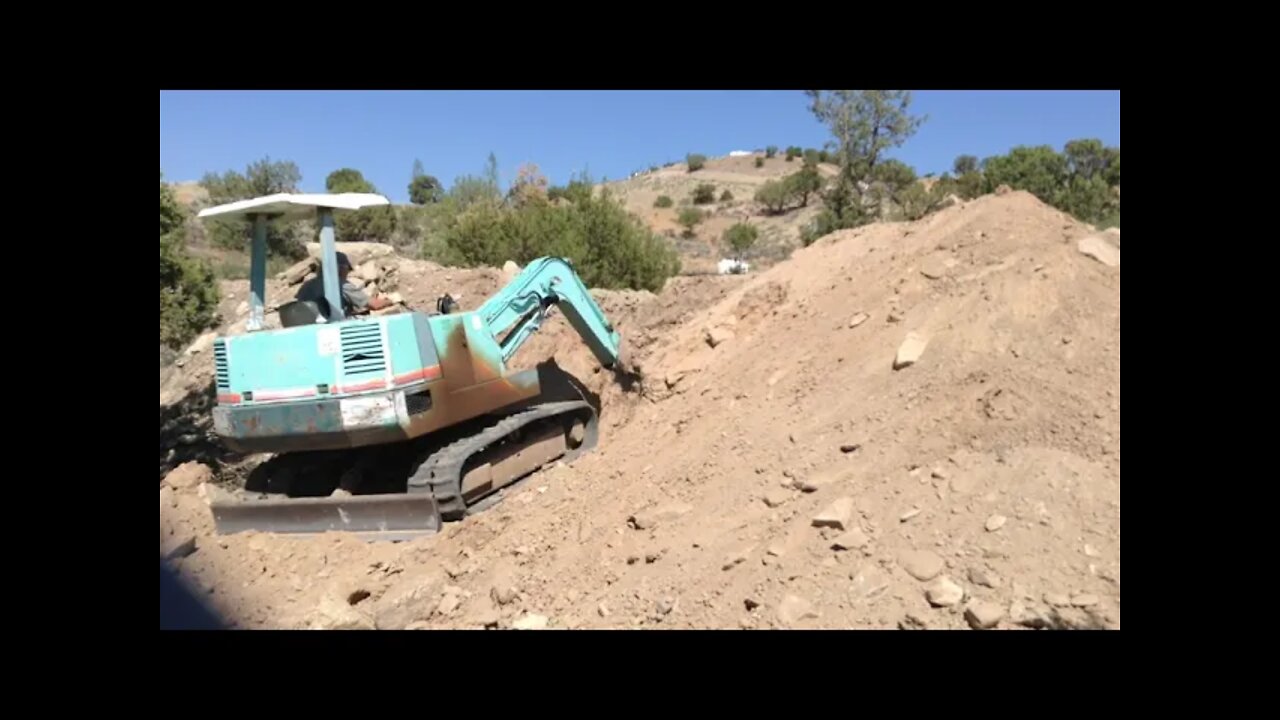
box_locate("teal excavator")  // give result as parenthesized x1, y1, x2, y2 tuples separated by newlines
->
(198, 192, 628, 540)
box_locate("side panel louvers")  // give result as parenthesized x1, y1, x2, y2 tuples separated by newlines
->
(214, 340, 230, 390)
(340, 324, 386, 378)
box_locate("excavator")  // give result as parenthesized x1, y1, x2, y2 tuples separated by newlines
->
(196, 192, 627, 540)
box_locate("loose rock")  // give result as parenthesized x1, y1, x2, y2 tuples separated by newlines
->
(967, 567, 1001, 589)
(1077, 235, 1120, 267)
(512, 613, 549, 630)
(985, 514, 1007, 532)
(792, 464, 851, 492)
(964, 601, 1004, 629)
(899, 613, 929, 630)
(1071, 593, 1100, 608)
(894, 332, 929, 370)
(629, 503, 694, 530)
(848, 312, 870, 328)
(812, 497, 855, 531)
(723, 547, 752, 570)
(925, 576, 965, 607)
(899, 550, 945, 581)
(762, 489, 791, 508)
(491, 584, 519, 606)
(656, 597, 677, 616)
(840, 443, 861, 453)
(899, 508, 922, 523)
(777, 595, 818, 625)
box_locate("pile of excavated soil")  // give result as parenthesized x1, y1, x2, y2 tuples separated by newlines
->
(160, 191, 1120, 630)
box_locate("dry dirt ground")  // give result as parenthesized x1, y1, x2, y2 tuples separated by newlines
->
(160, 190, 1120, 630)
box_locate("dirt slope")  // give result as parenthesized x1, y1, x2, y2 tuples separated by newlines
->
(160, 190, 1120, 630)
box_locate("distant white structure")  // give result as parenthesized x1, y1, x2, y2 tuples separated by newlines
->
(728, 150, 752, 157)
(718, 258, 750, 275)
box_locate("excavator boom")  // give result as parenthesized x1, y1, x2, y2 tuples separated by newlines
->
(482, 257, 622, 369)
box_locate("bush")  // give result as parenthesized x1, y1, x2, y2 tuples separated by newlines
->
(692, 183, 717, 204)
(755, 157, 764, 169)
(755, 180, 793, 215)
(160, 175, 219, 349)
(720, 189, 734, 202)
(654, 195, 674, 208)
(677, 207, 704, 238)
(687, 153, 707, 172)
(785, 164, 822, 207)
(785, 146, 802, 161)
(765, 146, 778, 159)
(803, 149, 821, 166)
(441, 187, 678, 292)
(200, 156, 308, 260)
(723, 222, 758, 258)
(327, 168, 398, 242)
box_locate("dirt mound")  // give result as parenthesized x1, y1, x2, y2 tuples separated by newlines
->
(160, 190, 1119, 630)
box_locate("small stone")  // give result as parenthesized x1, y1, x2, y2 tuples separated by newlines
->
(985, 514, 1007, 532)
(964, 601, 1004, 629)
(491, 584, 519, 606)
(512, 613, 549, 630)
(442, 561, 465, 579)
(967, 567, 1001, 589)
(1077, 235, 1120, 267)
(598, 602, 610, 617)
(1071, 593, 1100, 608)
(839, 443, 861, 453)
(931, 467, 949, 480)
(887, 311, 904, 323)
(777, 595, 818, 625)
(792, 463, 850, 492)
(812, 497, 856, 531)
(744, 598, 760, 611)
(1084, 544, 1100, 557)
(629, 503, 694, 530)
(900, 508, 922, 523)
(437, 593, 461, 616)
(766, 542, 785, 558)
(899, 550, 944, 581)
(926, 576, 965, 607)
(894, 332, 929, 370)
(762, 489, 791, 508)
(656, 597, 677, 616)
(848, 312, 870, 328)
(831, 529, 869, 551)
(405, 621, 432, 630)
(850, 565, 890, 599)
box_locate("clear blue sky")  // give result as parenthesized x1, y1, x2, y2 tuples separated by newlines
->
(160, 90, 1120, 204)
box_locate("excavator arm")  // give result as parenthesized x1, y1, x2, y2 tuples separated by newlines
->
(478, 257, 623, 369)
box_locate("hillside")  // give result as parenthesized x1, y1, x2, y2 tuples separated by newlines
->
(600, 153, 840, 273)
(160, 190, 1120, 630)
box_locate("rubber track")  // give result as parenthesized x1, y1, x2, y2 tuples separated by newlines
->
(407, 400, 596, 520)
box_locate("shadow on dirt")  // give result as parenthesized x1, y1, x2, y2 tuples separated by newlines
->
(159, 381, 246, 482)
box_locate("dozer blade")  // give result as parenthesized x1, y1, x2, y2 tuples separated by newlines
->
(210, 492, 442, 542)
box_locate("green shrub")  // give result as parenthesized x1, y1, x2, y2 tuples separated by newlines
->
(755, 157, 765, 168)
(677, 207, 704, 238)
(687, 153, 707, 172)
(692, 183, 716, 204)
(160, 175, 219, 349)
(755, 180, 793, 215)
(442, 187, 678, 292)
(765, 146, 778, 159)
(723, 222, 758, 257)
(654, 195, 674, 208)
(720, 189, 734, 202)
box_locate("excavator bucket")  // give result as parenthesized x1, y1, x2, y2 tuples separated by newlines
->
(209, 491, 442, 542)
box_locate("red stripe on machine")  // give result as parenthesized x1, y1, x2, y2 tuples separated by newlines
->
(217, 393, 242, 404)
(339, 379, 387, 393)
(393, 366, 442, 386)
